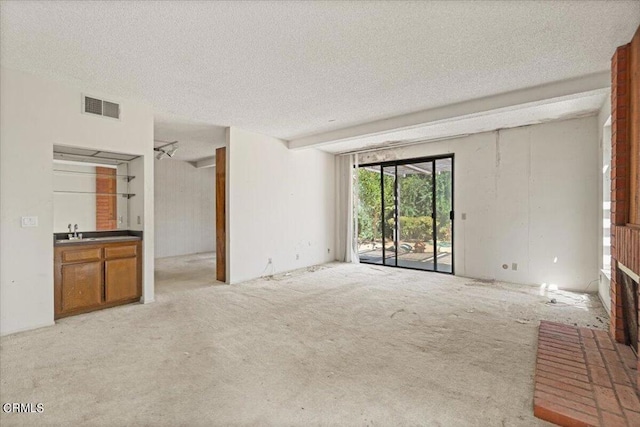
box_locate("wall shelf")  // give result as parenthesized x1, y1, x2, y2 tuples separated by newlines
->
(53, 191, 136, 199)
(53, 169, 136, 182)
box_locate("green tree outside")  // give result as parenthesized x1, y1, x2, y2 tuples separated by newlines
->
(357, 165, 452, 247)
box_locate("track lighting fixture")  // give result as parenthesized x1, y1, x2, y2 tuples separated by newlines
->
(153, 141, 179, 160)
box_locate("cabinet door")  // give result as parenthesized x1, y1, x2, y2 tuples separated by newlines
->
(105, 257, 139, 302)
(60, 262, 103, 312)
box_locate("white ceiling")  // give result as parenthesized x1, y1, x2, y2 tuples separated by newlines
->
(1, 1, 638, 146)
(154, 113, 225, 162)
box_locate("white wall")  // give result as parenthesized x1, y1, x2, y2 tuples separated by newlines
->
(0, 67, 155, 335)
(128, 157, 146, 232)
(359, 116, 600, 291)
(598, 96, 612, 314)
(154, 159, 215, 258)
(227, 127, 335, 284)
(126, 156, 154, 304)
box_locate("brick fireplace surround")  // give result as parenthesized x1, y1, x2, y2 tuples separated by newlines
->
(610, 26, 640, 386)
(533, 26, 640, 427)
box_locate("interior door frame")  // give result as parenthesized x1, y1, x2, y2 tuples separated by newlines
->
(358, 153, 455, 275)
(216, 147, 226, 283)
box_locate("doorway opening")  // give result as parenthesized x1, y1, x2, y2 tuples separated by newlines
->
(357, 155, 454, 273)
(152, 112, 226, 293)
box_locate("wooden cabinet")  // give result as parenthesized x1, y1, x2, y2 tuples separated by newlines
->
(60, 262, 103, 311)
(105, 258, 138, 302)
(54, 240, 142, 319)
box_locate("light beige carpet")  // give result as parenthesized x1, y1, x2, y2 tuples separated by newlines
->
(1, 261, 607, 426)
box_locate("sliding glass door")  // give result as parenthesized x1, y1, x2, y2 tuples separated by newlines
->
(396, 161, 435, 270)
(434, 158, 453, 273)
(357, 155, 454, 274)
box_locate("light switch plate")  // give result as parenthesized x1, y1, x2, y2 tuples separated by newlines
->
(21, 216, 38, 227)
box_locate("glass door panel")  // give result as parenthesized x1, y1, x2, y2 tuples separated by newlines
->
(357, 166, 383, 265)
(357, 155, 454, 274)
(382, 165, 397, 266)
(396, 162, 435, 270)
(435, 158, 453, 273)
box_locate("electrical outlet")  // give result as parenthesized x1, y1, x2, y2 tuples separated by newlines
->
(296, 254, 300, 260)
(268, 258, 272, 264)
(21, 216, 38, 227)
(327, 248, 331, 254)
(461, 213, 467, 220)
(512, 263, 518, 271)
(137, 215, 141, 225)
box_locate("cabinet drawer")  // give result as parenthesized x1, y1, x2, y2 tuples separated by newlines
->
(62, 247, 102, 263)
(105, 245, 137, 259)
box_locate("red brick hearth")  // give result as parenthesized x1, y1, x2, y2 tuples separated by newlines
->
(534, 321, 640, 427)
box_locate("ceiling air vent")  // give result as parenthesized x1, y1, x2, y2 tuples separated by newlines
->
(83, 95, 120, 119)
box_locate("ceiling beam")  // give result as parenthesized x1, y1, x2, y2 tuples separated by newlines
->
(288, 71, 610, 150)
(191, 156, 216, 169)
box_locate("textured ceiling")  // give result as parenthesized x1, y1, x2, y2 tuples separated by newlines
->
(154, 112, 225, 162)
(1, 1, 639, 142)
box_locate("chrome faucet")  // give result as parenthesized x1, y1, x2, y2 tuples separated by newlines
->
(73, 224, 78, 238)
(68, 224, 72, 234)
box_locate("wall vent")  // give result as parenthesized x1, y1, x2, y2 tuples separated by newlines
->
(83, 95, 120, 119)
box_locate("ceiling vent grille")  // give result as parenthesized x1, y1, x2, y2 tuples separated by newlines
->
(84, 96, 102, 115)
(102, 101, 120, 119)
(83, 95, 120, 119)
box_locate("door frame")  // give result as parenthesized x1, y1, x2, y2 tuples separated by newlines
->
(358, 153, 455, 275)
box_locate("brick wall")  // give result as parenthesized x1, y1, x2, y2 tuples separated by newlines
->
(95, 167, 117, 230)
(631, 22, 640, 225)
(609, 26, 640, 389)
(610, 44, 631, 229)
(610, 43, 632, 343)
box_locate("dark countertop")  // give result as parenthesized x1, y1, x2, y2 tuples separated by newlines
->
(54, 230, 143, 246)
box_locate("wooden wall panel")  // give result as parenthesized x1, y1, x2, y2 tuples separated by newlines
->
(216, 147, 226, 282)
